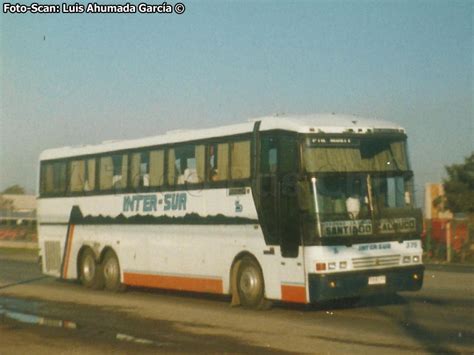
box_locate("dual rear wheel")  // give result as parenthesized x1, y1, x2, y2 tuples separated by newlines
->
(79, 249, 124, 292)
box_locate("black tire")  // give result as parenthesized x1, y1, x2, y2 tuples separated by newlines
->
(102, 250, 125, 292)
(79, 248, 104, 289)
(237, 256, 266, 309)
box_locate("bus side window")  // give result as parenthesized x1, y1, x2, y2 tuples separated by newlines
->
(170, 145, 205, 185)
(69, 159, 95, 192)
(278, 136, 298, 174)
(208, 143, 229, 182)
(100, 154, 128, 190)
(131, 152, 150, 189)
(261, 137, 278, 174)
(41, 162, 66, 194)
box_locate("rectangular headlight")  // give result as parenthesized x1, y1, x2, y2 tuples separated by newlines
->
(403, 256, 411, 263)
(339, 261, 347, 269)
(328, 262, 336, 270)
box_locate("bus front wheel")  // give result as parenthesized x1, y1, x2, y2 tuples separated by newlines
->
(79, 248, 104, 289)
(237, 256, 267, 309)
(103, 250, 125, 292)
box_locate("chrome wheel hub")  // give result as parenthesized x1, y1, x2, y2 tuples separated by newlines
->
(240, 267, 260, 297)
(104, 258, 119, 282)
(82, 255, 95, 281)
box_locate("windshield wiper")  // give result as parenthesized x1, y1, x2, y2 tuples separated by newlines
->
(310, 177, 323, 237)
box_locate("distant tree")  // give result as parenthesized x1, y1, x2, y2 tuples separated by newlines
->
(443, 153, 474, 214)
(1, 185, 25, 195)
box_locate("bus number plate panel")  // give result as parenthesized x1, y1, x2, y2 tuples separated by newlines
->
(368, 275, 386, 285)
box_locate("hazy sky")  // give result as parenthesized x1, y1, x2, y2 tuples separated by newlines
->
(1, 0, 473, 206)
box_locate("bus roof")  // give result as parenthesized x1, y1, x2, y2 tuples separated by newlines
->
(40, 113, 405, 161)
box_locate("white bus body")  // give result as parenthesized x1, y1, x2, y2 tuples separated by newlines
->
(38, 114, 424, 306)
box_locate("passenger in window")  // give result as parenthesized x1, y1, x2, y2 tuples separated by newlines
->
(184, 168, 199, 183)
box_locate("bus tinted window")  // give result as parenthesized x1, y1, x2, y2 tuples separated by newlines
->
(209, 143, 229, 182)
(41, 162, 67, 194)
(70, 159, 96, 192)
(261, 137, 278, 174)
(231, 141, 250, 179)
(168, 145, 205, 185)
(100, 154, 128, 190)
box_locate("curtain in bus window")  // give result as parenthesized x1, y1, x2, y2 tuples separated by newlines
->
(70, 160, 85, 192)
(361, 140, 408, 171)
(117, 155, 128, 189)
(216, 143, 229, 181)
(130, 153, 141, 188)
(85, 159, 95, 191)
(304, 147, 361, 172)
(366, 149, 391, 171)
(100, 157, 113, 190)
(389, 141, 408, 170)
(149, 150, 164, 186)
(195, 145, 205, 183)
(304, 144, 408, 173)
(168, 149, 176, 186)
(231, 141, 251, 179)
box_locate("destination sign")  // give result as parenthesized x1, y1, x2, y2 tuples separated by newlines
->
(307, 137, 360, 147)
(321, 217, 417, 237)
(322, 220, 372, 237)
(378, 218, 416, 234)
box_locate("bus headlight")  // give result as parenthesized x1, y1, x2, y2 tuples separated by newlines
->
(413, 255, 420, 263)
(403, 256, 411, 263)
(328, 262, 336, 270)
(339, 261, 347, 269)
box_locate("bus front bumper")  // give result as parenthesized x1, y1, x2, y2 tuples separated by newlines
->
(308, 265, 424, 303)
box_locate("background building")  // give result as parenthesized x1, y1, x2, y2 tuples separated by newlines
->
(0, 194, 37, 242)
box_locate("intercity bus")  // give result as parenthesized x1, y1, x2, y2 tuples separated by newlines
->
(37, 114, 424, 308)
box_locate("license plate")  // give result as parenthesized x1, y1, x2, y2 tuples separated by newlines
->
(368, 275, 386, 285)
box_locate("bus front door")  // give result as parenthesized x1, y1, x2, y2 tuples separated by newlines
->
(259, 134, 306, 302)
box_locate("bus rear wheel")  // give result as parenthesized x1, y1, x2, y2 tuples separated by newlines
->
(237, 256, 267, 309)
(79, 248, 104, 289)
(103, 251, 125, 292)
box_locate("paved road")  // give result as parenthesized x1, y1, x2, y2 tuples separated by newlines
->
(0, 251, 473, 354)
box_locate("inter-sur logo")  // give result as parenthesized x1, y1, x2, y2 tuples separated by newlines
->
(123, 193, 187, 212)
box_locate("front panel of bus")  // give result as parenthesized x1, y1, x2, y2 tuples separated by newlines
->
(297, 132, 424, 302)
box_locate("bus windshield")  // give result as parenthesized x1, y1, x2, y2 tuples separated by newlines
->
(299, 172, 420, 240)
(299, 134, 421, 241)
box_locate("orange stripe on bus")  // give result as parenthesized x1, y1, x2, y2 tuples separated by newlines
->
(62, 224, 75, 278)
(123, 272, 223, 294)
(281, 284, 306, 303)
